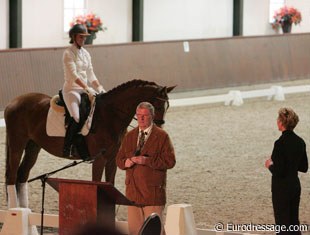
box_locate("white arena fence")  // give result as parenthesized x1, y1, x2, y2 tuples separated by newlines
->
(1, 84, 310, 128)
(0, 204, 230, 235)
(169, 84, 310, 107)
(0, 206, 308, 235)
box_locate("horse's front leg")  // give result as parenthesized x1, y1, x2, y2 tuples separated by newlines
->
(92, 155, 107, 182)
(105, 151, 117, 185)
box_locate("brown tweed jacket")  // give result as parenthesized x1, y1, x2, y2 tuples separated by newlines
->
(116, 125, 176, 206)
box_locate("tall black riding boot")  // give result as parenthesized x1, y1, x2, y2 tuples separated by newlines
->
(63, 118, 80, 157)
(74, 135, 90, 161)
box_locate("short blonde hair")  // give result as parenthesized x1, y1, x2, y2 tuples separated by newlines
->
(278, 107, 299, 131)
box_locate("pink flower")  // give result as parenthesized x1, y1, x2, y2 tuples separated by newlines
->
(70, 13, 107, 33)
(271, 6, 302, 30)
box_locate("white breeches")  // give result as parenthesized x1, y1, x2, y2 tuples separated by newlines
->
(62, 89, 83, 123)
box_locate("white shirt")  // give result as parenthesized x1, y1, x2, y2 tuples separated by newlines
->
(63, 45, 98, 91)
(138, 124, 153, 146)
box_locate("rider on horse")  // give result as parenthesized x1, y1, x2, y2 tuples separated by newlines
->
(62, 24, 105, 159)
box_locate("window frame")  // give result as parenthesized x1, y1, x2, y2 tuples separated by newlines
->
(63, 0, 87, 33)
(269, 0, 285, 23)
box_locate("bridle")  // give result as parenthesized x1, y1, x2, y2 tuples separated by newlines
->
(104, 97, 169, 127)
(95, 94, 169, 128)
(152, 97, 169, 126)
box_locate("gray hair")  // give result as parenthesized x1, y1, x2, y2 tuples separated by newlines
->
(136, 102, 155, 117)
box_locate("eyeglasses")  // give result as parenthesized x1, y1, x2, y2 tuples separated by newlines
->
(136, 114, 151, 118)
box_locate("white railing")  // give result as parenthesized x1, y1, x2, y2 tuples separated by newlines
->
(0, 205, 246, 235)
(169, 85, 310, 107)
(0, 84, 309, 128)
(0, 208, 57, 235)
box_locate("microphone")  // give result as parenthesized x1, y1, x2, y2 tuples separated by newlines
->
(85, 148, 106, 163)
(134, 149, 141, 156)
(134, 150, 150, 157)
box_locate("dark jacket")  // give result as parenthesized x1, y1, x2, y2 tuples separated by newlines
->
(269, 130, 308, 191)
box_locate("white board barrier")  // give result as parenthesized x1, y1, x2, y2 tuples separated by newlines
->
(165, 204, 198, 235)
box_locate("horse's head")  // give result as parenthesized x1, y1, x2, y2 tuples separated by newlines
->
(94, 80, 176, 130)
(150, 85, 176, 127)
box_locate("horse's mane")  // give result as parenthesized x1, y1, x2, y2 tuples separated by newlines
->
(97, 79, 159, 100)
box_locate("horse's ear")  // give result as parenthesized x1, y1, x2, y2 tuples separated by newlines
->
(166, 85, 176, 93)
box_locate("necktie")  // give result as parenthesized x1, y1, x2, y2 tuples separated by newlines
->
(135, 131, 146, 155)
(138, 131, 146, 150)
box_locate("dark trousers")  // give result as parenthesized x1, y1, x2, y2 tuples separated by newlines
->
(272, 179, 301, 235)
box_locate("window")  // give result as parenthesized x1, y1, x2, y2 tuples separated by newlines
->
(269, 0, 285, 22)
(64, 0, 87, 32)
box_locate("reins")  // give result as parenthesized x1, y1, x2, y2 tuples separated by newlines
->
(96, 96, 169, 129)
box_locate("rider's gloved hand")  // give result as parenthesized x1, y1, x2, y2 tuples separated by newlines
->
(96, 85, 106, 94)
(85, 86, 97, 96)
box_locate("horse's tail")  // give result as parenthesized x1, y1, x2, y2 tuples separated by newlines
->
(5, 128, 10, 201)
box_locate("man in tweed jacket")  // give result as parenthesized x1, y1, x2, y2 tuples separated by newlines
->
(116, 102, 176, 235)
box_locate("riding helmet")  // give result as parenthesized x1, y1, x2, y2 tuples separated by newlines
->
(69, 24, 90, 44)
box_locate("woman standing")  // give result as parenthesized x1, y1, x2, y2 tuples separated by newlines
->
(265, 107, 308, 234)
(62, 24, 105, 158)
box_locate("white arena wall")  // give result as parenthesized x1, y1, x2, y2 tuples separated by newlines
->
(1, 0, 310, 49)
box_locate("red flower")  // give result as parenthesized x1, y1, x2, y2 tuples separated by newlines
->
(271, 6, 302, 30)
(71, 13, 107, 33)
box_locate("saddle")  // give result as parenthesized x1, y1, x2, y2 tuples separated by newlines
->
(48, 90, 94, 159)
(50, 90, 91, 128)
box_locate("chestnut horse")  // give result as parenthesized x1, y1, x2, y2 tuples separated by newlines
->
(4, 79, 175, 208)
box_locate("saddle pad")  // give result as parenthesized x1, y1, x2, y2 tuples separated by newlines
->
(46, 101, 96, 137)
(46, 108, 66, 137)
